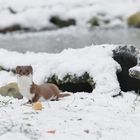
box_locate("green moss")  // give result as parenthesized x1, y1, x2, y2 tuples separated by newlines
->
(0, 82, 23, 99)
(47, 72, 95, 88)
(47, 72, 95, 92)
(89, 17, 100, 26)
(47, 74, 61, 84)
(127, 12, 140, 28)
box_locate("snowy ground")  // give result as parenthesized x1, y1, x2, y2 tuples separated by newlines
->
(0, 0, 140, 30)
(0, 46, 140, 139)
(0, 91, 140, 140)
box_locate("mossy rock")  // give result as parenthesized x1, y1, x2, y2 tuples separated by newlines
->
(127, 12, 140, 28)
(89, 17, 100, 26)
(46, 72, 95, 93)
(50, 16, 76, 28)
(0, 82, 23, 99)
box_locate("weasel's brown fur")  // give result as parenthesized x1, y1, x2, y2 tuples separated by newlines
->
(16, 66, 70, 103)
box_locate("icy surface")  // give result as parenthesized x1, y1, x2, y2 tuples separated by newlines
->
(0, 0, 140, 30)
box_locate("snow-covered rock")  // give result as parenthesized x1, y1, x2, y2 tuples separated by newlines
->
(0, 82, 22, 99)
(0, 45, 121, 94)
(129, 65, 140, 80)
(113, 45, 140, 92)
(0, 45, 140, 94)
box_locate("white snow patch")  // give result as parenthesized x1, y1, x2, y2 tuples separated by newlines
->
(130, 65, 140, 72)
(0, 132, 31, 140)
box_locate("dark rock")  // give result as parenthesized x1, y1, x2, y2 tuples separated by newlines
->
(113, 46, 140, 92)
(113, 45, 139, 56)
(50, 16, 76, 28)
(0, 16, 76, 33)
(0, 24, 57, 33)
(0, 66, 16, 73)
(0, 24, 29, 33)
(58, 82, 93, 93)
(103, 19, 110, 24)
(84, 129, 90, 134)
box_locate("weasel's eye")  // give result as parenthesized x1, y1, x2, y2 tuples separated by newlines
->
(26, 70, 29, 74)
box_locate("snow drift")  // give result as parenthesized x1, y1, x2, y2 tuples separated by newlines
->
(0, 45, 121, 94)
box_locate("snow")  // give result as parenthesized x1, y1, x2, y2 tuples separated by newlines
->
(0, 45, 121, 94)
(0, 45, 140, 139)
(130, 65, 140, 72)
(0, 132, 31, 140)
(0, 0, 140, 30)
(0, 92, 140, 140)
(129, 65, 140, 80)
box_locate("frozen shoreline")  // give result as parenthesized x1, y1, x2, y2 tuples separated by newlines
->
(0, 0, 140, 32)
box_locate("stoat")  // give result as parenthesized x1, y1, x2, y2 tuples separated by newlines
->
(16, 66, 70, 103)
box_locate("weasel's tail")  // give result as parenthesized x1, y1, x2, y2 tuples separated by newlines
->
(58, 92, 71, 98)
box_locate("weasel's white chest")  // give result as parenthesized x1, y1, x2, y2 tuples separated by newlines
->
(17, 75, 34, 100)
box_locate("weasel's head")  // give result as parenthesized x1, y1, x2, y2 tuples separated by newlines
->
(16, 66, 33, 76)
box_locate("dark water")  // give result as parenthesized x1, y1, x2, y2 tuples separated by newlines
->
(0, 27, 140, 53)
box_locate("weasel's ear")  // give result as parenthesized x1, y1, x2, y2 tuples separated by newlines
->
(16, 66, 21, 74)
(29, 65, 33, 74)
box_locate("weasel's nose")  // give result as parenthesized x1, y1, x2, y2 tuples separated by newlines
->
(22, 72, 26, 75)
